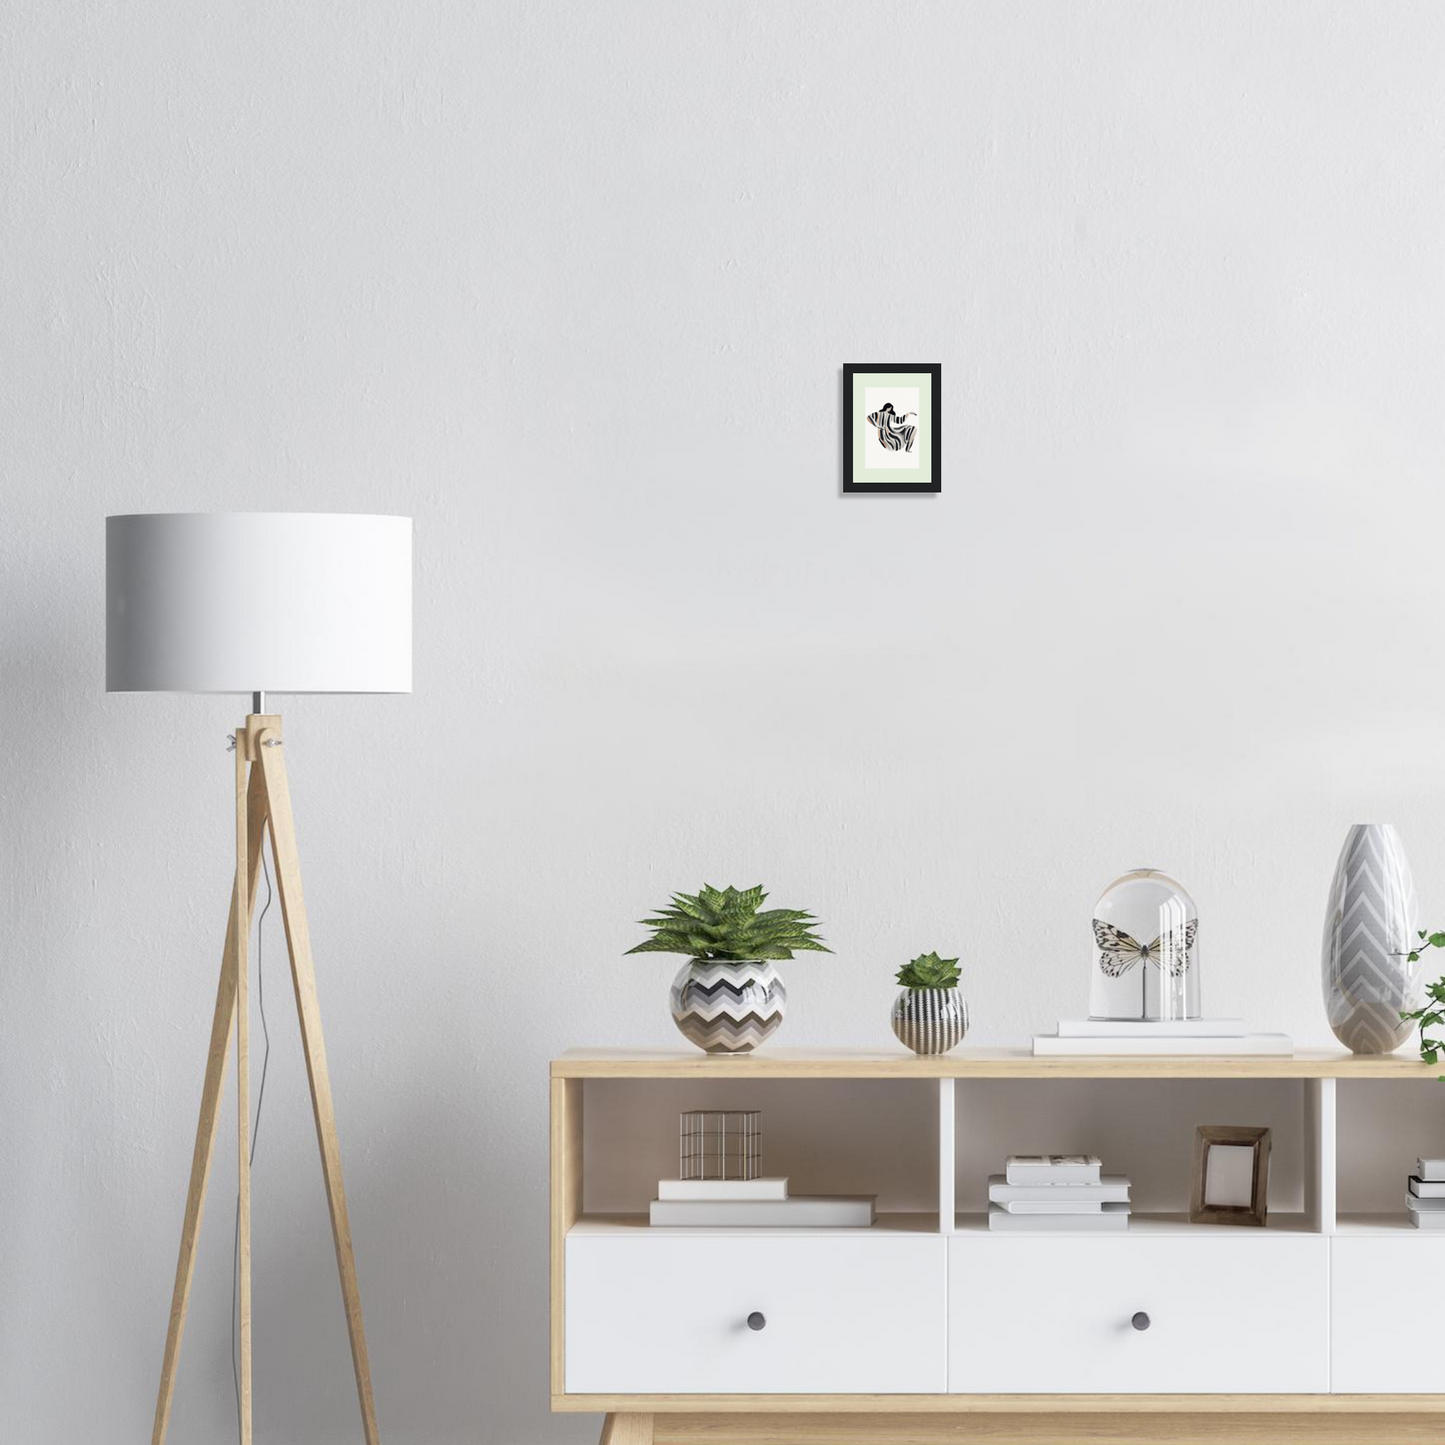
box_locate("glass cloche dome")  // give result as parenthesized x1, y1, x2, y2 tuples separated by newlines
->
(1090, 868, 1200, 1021)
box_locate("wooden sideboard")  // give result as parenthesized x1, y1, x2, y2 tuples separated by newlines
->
(551, 1048, 1445, 1444)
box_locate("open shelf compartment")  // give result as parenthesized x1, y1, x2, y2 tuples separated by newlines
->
(574, 1076, 944, 1230)
(1335, 1076, 1445, 1234)
(948, 1075, 1329, 1235)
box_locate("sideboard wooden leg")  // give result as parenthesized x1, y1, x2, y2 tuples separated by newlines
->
(599, 1413, 655, 1445)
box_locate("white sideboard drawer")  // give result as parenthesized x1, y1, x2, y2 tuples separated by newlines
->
(565, 1231, 946, 1394)
(948, 1234, 1328, 1393)
(1332, 1234, 1445, 1392)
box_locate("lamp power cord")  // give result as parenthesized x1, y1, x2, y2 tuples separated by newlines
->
(231, 838, 274, 1434)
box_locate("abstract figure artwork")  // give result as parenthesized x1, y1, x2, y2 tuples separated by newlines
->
(866, 402, 918, 453)
(843, 363, 941, 492)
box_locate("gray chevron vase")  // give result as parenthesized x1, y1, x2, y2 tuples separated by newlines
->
(670, 959, 786, 1054)
(1321, 823, 1423, 1055)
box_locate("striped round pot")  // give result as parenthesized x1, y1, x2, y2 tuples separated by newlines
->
(891, 986, 969, 1055)
(670, 959, 786, 1054)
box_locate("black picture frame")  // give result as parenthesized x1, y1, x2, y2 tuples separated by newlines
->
(843, 362, 942, 493)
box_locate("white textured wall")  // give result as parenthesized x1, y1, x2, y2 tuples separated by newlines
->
(6, 2, 1445, 1440)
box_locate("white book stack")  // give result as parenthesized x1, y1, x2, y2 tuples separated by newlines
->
(987, 1155, 1131, 1231)
(1055, 1018, 1246, 1038)
(657, 1177, 789, 1201)
(649, 1176, 876, 1227)
(1034, 1019, 1293, 1057)
(1407, 1159, 1445, 1230)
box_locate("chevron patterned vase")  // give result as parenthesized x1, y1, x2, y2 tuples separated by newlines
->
(670, 959, 786, 1054)
(891, 987, 969, 1055)
(1321, 823, 1423, 1055)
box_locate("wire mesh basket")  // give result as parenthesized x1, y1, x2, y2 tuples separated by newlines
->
(679, 1109, 761, 1180)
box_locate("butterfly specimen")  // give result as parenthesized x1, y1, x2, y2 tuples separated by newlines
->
(1092, 918, 1198, 978)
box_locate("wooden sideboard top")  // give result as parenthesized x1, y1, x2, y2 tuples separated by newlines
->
(552, 1045, 1443, 1080)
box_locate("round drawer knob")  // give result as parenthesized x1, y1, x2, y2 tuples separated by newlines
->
(1131, 1311, 1151, 1332)
(747, 1312, 767, 1332)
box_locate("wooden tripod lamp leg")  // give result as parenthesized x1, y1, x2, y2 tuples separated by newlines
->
(152, 761, 268, 1445)
(235, 733, 253, 1444)
(258, 730, 382, 1445)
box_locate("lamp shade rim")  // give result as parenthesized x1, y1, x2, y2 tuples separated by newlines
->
(106, 509, 412, 521)
(104, 688, 414, 696)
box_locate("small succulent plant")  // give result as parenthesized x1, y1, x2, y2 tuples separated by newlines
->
(626, 884, 830, 962)
(895, 951, 962, 990)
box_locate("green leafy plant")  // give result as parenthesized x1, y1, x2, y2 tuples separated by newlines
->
(895, 951, 961, 990)
(626, 884, 830, 962)
(1400, 930, 1445, 1076)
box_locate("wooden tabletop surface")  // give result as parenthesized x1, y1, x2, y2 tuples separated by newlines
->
(551, 1045, 1442, 1080)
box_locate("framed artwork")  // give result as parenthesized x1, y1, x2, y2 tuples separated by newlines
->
(843, 363, 941, 493)
(1190, 1124, 1271, 1227)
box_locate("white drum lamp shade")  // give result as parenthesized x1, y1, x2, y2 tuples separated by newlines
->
(107, 513, 412, 694)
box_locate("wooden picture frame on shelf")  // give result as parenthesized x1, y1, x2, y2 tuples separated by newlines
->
(1190, 1124, 1271, 1227)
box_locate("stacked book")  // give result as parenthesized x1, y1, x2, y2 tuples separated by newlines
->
(1033, 1018, 1293, 1056)
(987, 1154, 1131, 1231)
(1407, 1159, 1445, 1230)
(649, 1176, 876, 1227)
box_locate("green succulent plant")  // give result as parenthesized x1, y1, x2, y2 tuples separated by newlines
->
(895, 951, 962, 990)
(626, 884, 830, 962)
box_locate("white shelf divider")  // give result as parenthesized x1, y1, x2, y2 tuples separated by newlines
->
(1305, 1076, 1337, 1234)
(938, 1078, 955, 1234)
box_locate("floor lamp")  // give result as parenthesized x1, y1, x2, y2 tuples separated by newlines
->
(107, 512, 412, 1445)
